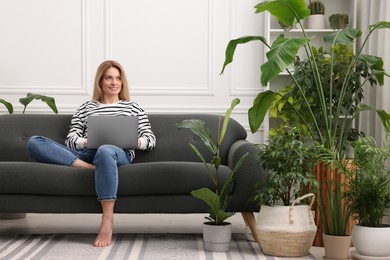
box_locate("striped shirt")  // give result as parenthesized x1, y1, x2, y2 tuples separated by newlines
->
(65, 100, 156, 158)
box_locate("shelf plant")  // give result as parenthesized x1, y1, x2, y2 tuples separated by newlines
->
(219, 0, 390, 241)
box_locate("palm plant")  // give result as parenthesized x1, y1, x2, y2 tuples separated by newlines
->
(220, 0, 390, 236)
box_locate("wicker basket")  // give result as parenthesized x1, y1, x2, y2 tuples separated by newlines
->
(256, 193, 317, 257)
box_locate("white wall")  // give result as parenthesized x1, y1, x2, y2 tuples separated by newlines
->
(0, 0, 266, 143)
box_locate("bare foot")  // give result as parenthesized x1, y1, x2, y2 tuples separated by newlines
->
(72, 159, 95, 170)
(94, 218, 113, 247)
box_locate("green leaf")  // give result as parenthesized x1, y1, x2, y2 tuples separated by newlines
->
(323, 28, 362, 45)
(261, 36, 309, 86)
(248, 90, 278, 133)
(359, 104, 390, 133)
(0, 99, 14, 114)
(176, 119, 217, 154)
(254, 0, 310, 27)
(19, 93, 58, 114)
(220, 36, 267, 75)
(369, 21, 390, 31)
(218, 98, 240, 145)
(360, 54, 386, 86)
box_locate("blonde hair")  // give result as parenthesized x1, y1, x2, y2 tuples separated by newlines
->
(92, 60, 130, 101)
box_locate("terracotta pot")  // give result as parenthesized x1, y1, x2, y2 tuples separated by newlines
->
(323, 234, 351, 260)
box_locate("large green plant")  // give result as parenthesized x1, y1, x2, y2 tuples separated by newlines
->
(345, 136, 390, 227)
(253, 125, 318, 206)
(176, 98, 248, 225)
(0, 93, 58, 114)
(219, 0, 390, 236)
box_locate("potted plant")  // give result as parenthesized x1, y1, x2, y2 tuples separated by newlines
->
(329, 14, 349, 30)
(0, 93, 58, 114)
(219, 0, 390, 256)
(253, 124, 318, 257)
(176, 98, 248, 252)
(345, 136, 390, 258)
(306, 0, 325, 29)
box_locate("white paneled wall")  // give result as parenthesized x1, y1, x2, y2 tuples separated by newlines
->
(0, 0, 265, 143)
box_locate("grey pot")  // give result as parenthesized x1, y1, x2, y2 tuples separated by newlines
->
(202, 222, 232, 252)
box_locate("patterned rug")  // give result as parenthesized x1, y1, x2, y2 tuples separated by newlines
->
(0, 233, 316, 260)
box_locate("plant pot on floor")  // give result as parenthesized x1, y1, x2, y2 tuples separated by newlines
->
(202, 222, 232, 252)
(351, 224, 390, 257)
(323, 234, 351, 260)
(256, 193, 317, 257)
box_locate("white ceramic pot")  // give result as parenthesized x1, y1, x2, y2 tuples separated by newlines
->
(202, 222, 231, 252)
(352, 224, 390, 257)
(306, 14, 325, 29)
(256, 193, 317, 257)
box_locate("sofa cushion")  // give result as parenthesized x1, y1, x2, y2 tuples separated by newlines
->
(0, 161, 232, 196)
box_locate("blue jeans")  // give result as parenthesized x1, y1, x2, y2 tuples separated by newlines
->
(26, 136, 132, 201)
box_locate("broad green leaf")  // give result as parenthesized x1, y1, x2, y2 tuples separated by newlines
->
(369, 21, 390, 31)
(220, 36, 267, 74)
(219, 98, 240, 144)
(176, 120, 217, 154)
(360, 54, 387, 86)
(19, 93, 58, 114)
(0, 99, 14, 114)
(248, 90, 278, 133)
(254, 0, 310, 27)
(261, 36, 309, 86)
(359, 104, 390, 133)
(323, 28, 361, 45)
(191, 188, 220, 218)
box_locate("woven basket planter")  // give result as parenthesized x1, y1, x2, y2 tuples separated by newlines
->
(256, 194, 317, 257)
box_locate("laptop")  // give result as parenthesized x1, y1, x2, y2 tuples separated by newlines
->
(87, 115, 139, 149)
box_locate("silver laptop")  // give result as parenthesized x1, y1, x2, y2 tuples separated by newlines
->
(87, 115, 139, 149)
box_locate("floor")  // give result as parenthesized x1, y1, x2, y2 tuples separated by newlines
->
(0, 213, 325, 259)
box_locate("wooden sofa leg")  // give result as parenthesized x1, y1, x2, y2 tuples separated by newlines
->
(241, 212, 259, 243)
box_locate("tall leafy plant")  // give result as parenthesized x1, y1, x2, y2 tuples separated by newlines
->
(176, 98, 248, 225)
(219, 0, 390, 236)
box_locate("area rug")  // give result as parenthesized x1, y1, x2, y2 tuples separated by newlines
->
(0, 233, 316, 260)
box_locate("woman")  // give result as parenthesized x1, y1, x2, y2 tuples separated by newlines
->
(26, 60, 156, 247)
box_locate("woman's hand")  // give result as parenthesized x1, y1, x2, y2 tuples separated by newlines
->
(83, 139, 88, 149)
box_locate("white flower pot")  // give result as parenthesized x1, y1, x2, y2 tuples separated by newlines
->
(306, 14, 325, 29)
(202, 222, 231, 252)
(352, 224, 390, 257)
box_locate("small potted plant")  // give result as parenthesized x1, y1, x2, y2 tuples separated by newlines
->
(306, 0, 325, 29)
(329, 13, 349, 30)
(253, 125, 319, 257)
(176, 98, 248, 252)
(345, 136, 390, 258)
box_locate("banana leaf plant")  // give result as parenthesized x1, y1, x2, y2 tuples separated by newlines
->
(176, 98, 248, 225)
(220, 0, 390, 236)
(0, 93, 58, 114)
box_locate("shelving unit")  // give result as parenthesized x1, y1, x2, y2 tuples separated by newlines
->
(262, 0, 357, 135)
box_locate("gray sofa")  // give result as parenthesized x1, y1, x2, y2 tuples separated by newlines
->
(0, 114, 266, 240)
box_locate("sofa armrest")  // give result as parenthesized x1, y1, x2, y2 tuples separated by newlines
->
(227, 140, 267, 212)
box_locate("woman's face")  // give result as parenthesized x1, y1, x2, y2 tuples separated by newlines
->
(100, 67, 122, 99)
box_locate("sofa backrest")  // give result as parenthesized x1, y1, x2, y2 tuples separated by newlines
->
(0, 114, 247, 164)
